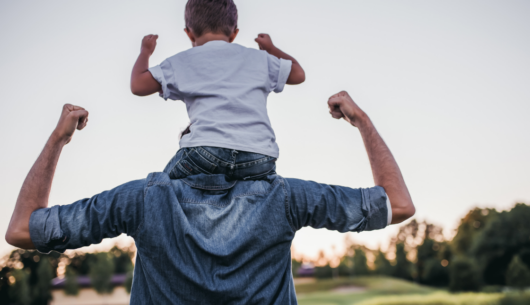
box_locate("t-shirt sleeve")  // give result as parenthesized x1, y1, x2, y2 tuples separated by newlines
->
(148, 59, 184, 101)
(28, 179, 145, 254)
(285, 178, 390, 233)
(267, 54, 292, 93)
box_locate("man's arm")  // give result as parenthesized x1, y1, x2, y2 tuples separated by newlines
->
(328, 91, 415, 224)
(130, 34, 162, 96)
(255, 34, 305, 85)
(5, 105, 89, 249)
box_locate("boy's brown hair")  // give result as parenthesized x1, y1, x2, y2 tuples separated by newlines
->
(185, 0, 238, 37)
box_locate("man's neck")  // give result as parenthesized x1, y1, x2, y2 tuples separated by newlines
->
(194, 32, 231, 47)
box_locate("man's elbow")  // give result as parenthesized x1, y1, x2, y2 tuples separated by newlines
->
(391, 201, 416, 224)
(404, 204, 416, 219)
(5, 230, 20, 248)
(5, 231, 14, 246)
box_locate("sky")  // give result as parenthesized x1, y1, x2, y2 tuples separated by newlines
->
(1, 0, 529, 261)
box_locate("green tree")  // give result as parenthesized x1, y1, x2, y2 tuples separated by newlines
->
(314, 264, 333, 279)
(374, 250, 392, 276)
(471, 204, 530, 285)
(9, 269, 32, 305)
(352, 248, 369, 276)
(33, 256, 53, 304)
(449, 257, 480, 292)
(124, 271, 134, 294)
(110, 246, 134, 274)
(337, 256, 353, 277)
(89, 253, 115, 294)
(452, 208, 498, 255)
(0, 266, 15, 305)
(506, 255, 530, 290)
(416, 238, 438, 283)
(393, 243, 412, 280)
(64, 266, 80, 296)
(291, 259, 302, 278)
(422, 258, 449, 287)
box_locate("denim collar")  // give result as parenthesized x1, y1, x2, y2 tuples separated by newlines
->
(181, 174, 236, 190)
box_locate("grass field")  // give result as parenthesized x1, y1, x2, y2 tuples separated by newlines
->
(294, 276, 530, 305)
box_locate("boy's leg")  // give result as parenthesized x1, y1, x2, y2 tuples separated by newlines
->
(166, 146, 276, 180)
(165, 147, 219, 179)
(232, 152, 276, 180)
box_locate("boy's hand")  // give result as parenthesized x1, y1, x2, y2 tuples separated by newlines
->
(255, 34, 275, 52)
(141, 34, 158, 56)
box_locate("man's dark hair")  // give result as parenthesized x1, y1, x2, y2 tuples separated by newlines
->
(185, 0, 238, 37)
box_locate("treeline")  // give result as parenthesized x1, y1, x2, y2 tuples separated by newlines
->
(0, 246, 134, 305)
(293, 203, 530, 292)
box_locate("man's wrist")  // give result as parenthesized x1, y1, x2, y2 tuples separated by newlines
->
(352, 112, 372, 131)
(49, 131, 69, 147)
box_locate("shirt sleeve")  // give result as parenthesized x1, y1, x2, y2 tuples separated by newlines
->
(285, 178, 390, 233)
(148, 59, 183, 101)
(267, 54, 292, 93)
(29, 179, 145, 254)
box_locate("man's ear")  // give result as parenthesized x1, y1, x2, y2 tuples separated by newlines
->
(229, 28, 239, 43)
(184, 28, 197, 46)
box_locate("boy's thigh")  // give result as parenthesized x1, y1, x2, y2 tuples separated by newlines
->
(167, 147, 218, 179)
(234, 156, 276, 180)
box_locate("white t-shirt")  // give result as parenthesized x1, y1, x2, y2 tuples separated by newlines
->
(149, 40, 292, 158)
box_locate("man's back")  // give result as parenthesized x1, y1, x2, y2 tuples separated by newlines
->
(30, 171, 389, 304)
(136, 173, 295, 304)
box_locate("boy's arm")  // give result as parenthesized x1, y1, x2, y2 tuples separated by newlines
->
(130, 35, 162, 96)
(255, 34, 305, 85)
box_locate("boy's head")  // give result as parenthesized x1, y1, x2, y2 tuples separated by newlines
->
(185, 0, 238, 38)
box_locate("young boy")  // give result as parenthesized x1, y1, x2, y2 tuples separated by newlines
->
(130, 0, 305, 180)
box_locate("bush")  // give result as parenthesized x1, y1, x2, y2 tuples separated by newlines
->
(506, 255, 530, 290)
(481, 285, 503, 293)
(499, 293, 530, 305)
(449, 257, 480, 292)
(355, 292, 503, 305)
(64, 266, 79, 296)
(89, 253, 115, 294)
(314, 265, 333, 279)
(422, 258, 449, 286)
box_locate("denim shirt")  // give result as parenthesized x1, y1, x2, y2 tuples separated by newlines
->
(29, 173, 389, 304)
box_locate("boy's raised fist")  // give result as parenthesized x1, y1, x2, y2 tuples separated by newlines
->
(141, 34, 158, 56)
(255, 34, 275, 52)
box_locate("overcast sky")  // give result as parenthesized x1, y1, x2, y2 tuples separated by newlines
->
(1, 0, 529, 260)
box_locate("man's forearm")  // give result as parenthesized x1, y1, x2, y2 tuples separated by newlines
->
(6, 104, 88, 249)
(357, 117, 415, 224)
(5, 134, 65, 248)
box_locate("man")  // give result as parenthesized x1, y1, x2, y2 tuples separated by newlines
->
(6, 91, 415, 304)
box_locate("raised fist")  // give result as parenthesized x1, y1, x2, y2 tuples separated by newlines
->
(255, 34, 275, 52)
(141, 34, 158, 56)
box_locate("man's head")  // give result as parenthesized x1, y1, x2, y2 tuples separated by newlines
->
(185, 0, 239, 45)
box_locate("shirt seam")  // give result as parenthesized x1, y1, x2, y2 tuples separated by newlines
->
(133, 174, 152, 237)
(167, 59, 179, 99)
(281, 178, 296, 232)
